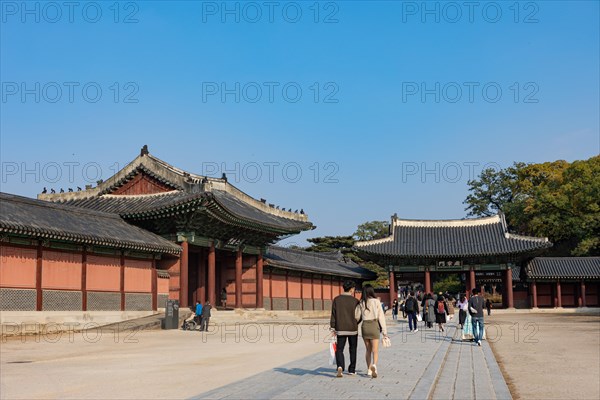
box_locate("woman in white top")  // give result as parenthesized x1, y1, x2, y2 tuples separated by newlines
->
(456, 294, 469, 329)
(356, 284, 388, 378)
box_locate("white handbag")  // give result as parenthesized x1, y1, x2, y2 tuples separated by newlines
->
(382, 336, 391, 348)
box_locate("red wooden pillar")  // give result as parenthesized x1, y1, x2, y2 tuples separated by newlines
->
(330, 276, 334, 301)
(321, 275, 324, 310)
(208, 243, 216, 306)
(285, 271, 289, 310)
(300, 273, 304, 311)
(235, 248, 243, 308)
(269, 269, 273, 310)
(580, 280, 586, 307)
(531, 280, 538, 308)
(256, 253, 264, 308)
(151, 258, 158, 311)
(36, 241, 43, 311)
(198, 249, 205, 304)
(180, 241, 189, 307)
(311, 274, 315, 310)
(469, 268, 476, 297)
(424, 269, 431, 294)
(81, 248, 87, 311)
(556, 280, 562, 308)
(120, 252, 125, 311)
(506, 268, 514, 308)
(389, 270, 396, 304)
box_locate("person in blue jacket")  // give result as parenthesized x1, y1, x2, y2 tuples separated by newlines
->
(195, 301, 203, 326)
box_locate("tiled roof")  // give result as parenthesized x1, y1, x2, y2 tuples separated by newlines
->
(55, 190, 312, 232)
(526, 257, 600, 280)
(354, 214, 551, 258)
(264, 246, 377, 280)
(0, 193, 181, 254)
(38, 148, 313, 234)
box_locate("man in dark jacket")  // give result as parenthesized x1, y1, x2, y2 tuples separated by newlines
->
(330, 280, 359, 377)
(468, 288, 485, 346)
(200, 301, 212, 331)
(405, 291, 419, 332)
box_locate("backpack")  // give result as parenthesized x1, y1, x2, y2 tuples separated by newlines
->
(405, 298, 414, 312)
(437, 300, 444, 314)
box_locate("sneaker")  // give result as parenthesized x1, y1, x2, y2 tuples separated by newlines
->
(371, 364, 378, 378)
(367, 367, 372, 377)
(477, 340, 482, 346)
(348, 372, 357, 376)
(336, 367, 343, 378)
(414, 329, 418, 332)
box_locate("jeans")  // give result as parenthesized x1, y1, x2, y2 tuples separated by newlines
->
(392, 311, 398, 320)
(200, 317, 210, 331)
(335, 335, 358, 373)
(407, 312, 417, 331)
(472, 317, 484, 342)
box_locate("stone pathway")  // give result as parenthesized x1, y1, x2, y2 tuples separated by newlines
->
(192, 319, 512, 400)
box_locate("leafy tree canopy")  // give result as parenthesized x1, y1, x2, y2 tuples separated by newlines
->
(464, 156, 600, 256)
(305, 229, 389, 288)
(353, 221, 390, 241)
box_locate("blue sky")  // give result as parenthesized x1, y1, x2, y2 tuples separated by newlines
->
(1, 0, 599, 246)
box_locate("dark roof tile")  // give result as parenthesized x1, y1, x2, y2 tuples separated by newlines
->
(354, 214, 551, 258)
(0, 193, 181, 254)
(526, 257, 600, 280)
(265, 246, 376, 280)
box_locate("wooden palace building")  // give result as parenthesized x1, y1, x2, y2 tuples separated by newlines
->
(355, 214, 600, 308)
(0, 146, 374, 313)
(355, 213, 552, 308)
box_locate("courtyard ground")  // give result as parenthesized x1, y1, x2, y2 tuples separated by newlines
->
(487, 312, 600, 400)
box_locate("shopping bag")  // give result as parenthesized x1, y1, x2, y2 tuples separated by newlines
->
(416, 313, 423, 322)
(328, 339, 337, 365)
(382, 336, 391, 348)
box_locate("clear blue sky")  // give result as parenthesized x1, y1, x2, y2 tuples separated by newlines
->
(1, 0, 599, 246)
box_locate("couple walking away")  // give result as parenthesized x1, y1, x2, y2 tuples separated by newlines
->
(330, 281, 388, 378)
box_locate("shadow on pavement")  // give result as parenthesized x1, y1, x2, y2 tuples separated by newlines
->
(273, 366, 334, 377)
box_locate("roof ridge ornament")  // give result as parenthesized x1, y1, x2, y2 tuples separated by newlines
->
(141, 144, 149, 156)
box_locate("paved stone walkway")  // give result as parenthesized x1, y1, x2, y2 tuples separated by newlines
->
(192, 319, 512, 400)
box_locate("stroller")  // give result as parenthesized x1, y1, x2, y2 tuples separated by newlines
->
(182, 314, 201, 331)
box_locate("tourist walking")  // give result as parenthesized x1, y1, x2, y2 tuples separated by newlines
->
(400, 300, 406, 318)
(194, 301, 203, 326)
(456, 294, 468, 328)
(357, 284, 388, 378)
(392, 299, 399, 321)
(200, 301, 212, 331)
(330, 280, 360, 377)
(420, 294, 427, 326)
(435, 294, 449, 332)
(447, 296, 455, 321)
(425, 293, 435, 329)
(220, 288, 228, 309)
(485, 298, 492, 316)
(468, 288, 485, 346)
(405, 291, 419, 332)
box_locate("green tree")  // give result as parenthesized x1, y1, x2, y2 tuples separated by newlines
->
(306, 236, 355, 253)
(464, 156, 600, 256)
(306, 230, 389, 288)
(353, 221, 389, 241)
(433, 275, 463, 295)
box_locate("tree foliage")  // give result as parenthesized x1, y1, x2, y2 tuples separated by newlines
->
(464, 156, 600, 256)
(353, 221, 390, 241)
(304, 227, 390, 287)
(432, 274, 463, 295)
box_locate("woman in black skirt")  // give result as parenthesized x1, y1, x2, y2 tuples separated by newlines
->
(435, 294, 449, 332)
